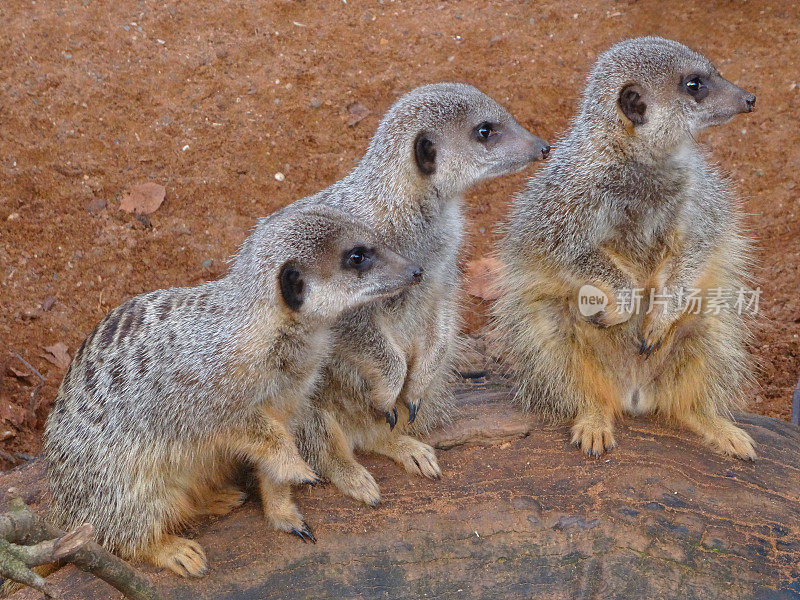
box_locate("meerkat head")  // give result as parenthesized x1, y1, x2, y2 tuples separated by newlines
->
(232, 207, 423, 323)
(364, 83, 550, 198)
(583, 37, 755, 154)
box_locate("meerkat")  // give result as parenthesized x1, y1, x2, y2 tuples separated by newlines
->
(492, 37, 758, 460)
(43, 205, 423, 577)
(290, 83, 549, 505)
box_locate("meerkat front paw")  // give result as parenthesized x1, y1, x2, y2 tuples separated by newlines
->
(584, 283, 633, 329)
(571, 412, 617, 457)
(148, 535, 208, 578)
(384, 406, 398, 430)
(640, 303, 679, 358)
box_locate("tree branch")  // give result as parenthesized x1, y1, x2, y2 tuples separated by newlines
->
(1, 489, 162, 600)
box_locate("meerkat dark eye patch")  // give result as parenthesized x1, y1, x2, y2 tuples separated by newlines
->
(414, 132, 436, 176)
(474, 121, 500, 143)
(278, 263, 304, 311)
(618, 84, 647, 126)
(342, 246, 374, 272)
(682, 74, 709, 101)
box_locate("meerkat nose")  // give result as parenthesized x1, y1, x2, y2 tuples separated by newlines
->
(410, 266, 424, 283)
(744, 94, 756, 112)
(541, 143, 551, 159)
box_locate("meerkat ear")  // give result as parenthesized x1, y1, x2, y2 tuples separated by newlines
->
(618, 84, 648, 128)
(414, 132, 436, 176)
(278, 263, 304, 311)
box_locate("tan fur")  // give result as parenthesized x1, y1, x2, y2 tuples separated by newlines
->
(492, 37, 757, 459)
(292, 83, 548, 504)
(43, 206, 421, 576)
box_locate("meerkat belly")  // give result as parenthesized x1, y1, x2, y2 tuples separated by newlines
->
(613, 316, 659, 416)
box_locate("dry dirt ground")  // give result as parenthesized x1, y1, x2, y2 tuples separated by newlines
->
(1, 0, 799, 465)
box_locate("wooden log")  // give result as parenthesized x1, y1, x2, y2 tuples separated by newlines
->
(5, 389, 799, 600)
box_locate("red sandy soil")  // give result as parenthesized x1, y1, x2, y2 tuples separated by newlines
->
(1, 0, 798, 467)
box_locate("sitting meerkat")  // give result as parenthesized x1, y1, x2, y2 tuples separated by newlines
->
(43, 206, 423, 577)
(492, 37, 759, 459)
(293, 83, 550, 505)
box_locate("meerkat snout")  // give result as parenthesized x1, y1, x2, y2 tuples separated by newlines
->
(744, 93, 756, 112)
(471, 118, 551, 177)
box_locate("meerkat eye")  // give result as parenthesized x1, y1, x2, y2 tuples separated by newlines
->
(683, 75, 709, 101)
(343, 246, 374, 272)
(475, 121, 499, 142)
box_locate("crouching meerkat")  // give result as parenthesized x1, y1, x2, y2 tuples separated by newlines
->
(43, 206, 423, 577)
(492, 37, 759, 459)
(293, 83, 550, 505)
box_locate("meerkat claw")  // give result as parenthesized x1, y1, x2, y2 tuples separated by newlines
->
(589, 313, 609, 329)
(291, 521, 317, 544)
(385, 407, 398, 430)
(406, 399, 422, 424)
(302, 471, 322, 486)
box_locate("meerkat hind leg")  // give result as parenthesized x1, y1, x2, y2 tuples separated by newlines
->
(571, 406, 617, 457)
(328, 459, 382, 507)
(201, 483, 248, 516)
(656, 338, 756, 461)
(258, 477, 316, 543)
(144, 534, 208, 578)
(673, 410, 756, 460)
(569, 355, 619, 457)
(368, 434, 442, 480)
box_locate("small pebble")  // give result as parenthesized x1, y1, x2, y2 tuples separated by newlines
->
(202, 259, 212, 268)
(310, 98, 322, 109)
(86, 198, 107, 215)
(274, 172, 285, 182)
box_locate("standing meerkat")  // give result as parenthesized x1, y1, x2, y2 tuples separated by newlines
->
(293, 83, 550, 505)
(492, 37, 759, 459)
(43, 206, 423, 577)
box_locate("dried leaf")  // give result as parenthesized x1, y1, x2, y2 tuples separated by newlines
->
(119, 182, 166, 214)
(7, 365, 31, 379)
(346, 102, 370, 127)
(42, 342, 71, 370)
(0, 402, 27, 427)
(465, 257, 503, 301)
